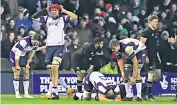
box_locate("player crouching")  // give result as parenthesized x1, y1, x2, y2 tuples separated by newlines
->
(10, 31, 43, 98)
(73, 71, 126, 102)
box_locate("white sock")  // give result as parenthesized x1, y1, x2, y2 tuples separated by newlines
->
(13, 79, 20, 95)
(47, 81, 52, 95)
(136, 82, 142, 98)
(124, 82, 130, 98)
(58, 77, 68, 89)
(76, 93, 83, 100)
(23, 80, 29, 95)
(91, 93, 97, 99)
(129, 85, 133, 98)
(52, 87, 58, 95)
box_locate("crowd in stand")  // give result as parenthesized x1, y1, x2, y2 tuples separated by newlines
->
(1, 0, 177, 72)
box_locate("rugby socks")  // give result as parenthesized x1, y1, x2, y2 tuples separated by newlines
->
(13, 78, 20, 95)
(23, 79, 29, 95)
(142, 85, 147, 93)
(91, 93, 97, 99)
(124, 81, 131, 98)
(147, 81, 153, 97)
(129, 85, 133, 98)
(77, 80, 83, 92)
(76, 93, 83, 100)
(136, 80, 142, 98)
(59, 77, 68, 89)
(52, 87, 58, 95)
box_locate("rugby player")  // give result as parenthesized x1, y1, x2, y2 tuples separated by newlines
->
(109, 38, 147, 101)
(140, 15, 161, 101)
(32, 4, 78, 99)
(73, 71, 125, 102)
(9, 31, 42, 98)
(71, 37, 104, 92)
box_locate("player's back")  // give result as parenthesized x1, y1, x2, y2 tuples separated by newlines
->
(89, 72, 117, 94)
(119, 38, 146, 54)
(11, 36, 37, 53)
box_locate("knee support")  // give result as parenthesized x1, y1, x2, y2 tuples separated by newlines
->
(52, 57, 62, 65)
(76, 70, 86, 81)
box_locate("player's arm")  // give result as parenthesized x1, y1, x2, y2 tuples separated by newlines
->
(98, 94, 114, 102)
(117, 59, 125, 78)
(140, 29, 149, 44)
(31, 7, 49, 22)
(14, 49, 22, 69)
(61, 6, 78, 21)
(26, 50, 36, 66)
(125, 47, 138, 85)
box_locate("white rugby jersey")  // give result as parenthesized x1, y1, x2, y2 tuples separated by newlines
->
(43, 15, 69, 46)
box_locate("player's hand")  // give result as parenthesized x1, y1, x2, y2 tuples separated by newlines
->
(46, 6, 51, 12)
(130, 77, 136, 85)
(26, 64, 30, 70)
(60, 5, 66, 13)
(15, 65, 21, 70)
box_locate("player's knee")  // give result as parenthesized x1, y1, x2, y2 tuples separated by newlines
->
(76, 71, 85, 80)
(13, 70, 21, 78)
(50, 65, 59, 70)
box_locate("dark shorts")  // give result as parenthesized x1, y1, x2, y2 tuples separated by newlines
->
(45, 45, 65, 64)
(71, 53, 89, 71)
(125, 49, 147, 64)
(9, 51, 27, 68)
(83, 73, 93, 92)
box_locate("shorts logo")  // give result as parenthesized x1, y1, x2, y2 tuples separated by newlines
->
(160, 75, 168, 90)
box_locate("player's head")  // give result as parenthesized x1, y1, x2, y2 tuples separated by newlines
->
(94, 37, 104, 50)
(148, 14, 159, 30)
(109, 39, 120, 53)
(50, 4, 61, 18)
(105, 89, 116, 99)
(29, 31, 40, 46)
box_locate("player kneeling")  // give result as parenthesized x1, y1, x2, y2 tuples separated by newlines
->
(73, 71, 125, 102)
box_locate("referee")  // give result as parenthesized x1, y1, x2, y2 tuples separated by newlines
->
(140, 15, 161, 101)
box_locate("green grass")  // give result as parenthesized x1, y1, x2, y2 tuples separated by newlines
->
(1, 94, 177, 104)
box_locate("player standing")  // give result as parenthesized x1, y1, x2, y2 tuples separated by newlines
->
(140, 15, 161, 101)
(32, 4, 78, 99)
(109, 38, 147, 101)
(9, 31, 41, 98)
